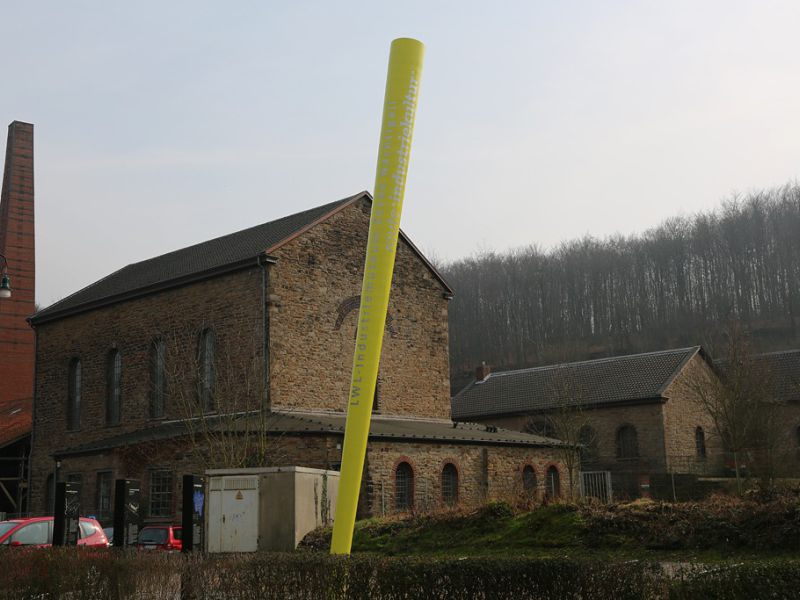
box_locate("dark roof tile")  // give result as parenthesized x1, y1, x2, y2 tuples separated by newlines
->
(32, 192, 365, 323)
(54, 410, 566, 456)
(717, 349, 800, 403)
(452, 347, 702, 420)
(0, 396, 31, 448)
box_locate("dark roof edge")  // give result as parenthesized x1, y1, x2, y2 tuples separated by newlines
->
(53, 425, 565, 457)
(33, 191, 453, 325)
(0, 430, 32, 450)
(366, 432, 565, 448)
(264, 191, 367, 253)
(265, 191, 454, 297)
(655, 345, 704, 396)
(30, 254, 272, 326)
(452, 395, 667, 421)
(397, 230, 454, 297)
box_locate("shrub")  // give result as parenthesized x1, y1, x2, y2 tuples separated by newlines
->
(668, 560, 800, 600)
(0, 549, 660, 599)
(2, 545, 799, 599)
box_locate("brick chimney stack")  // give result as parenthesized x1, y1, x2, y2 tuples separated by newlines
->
(475, 361, 491, 382)
(0, 121, 35, 407)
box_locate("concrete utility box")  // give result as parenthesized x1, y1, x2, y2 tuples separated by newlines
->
(205, 466, 339, 553)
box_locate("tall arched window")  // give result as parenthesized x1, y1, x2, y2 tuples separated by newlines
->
(695, 426, 707, 460)
(441, 463, 458, 506)
(395, 462, 414, 512)
(546, 466, 561, 499)
(149, 338, 166, 419)
(578, 425, 598, 464)
(616, 424, 639, 459)
(372, 377, 380, 413)
(198, 329, 215, 412)
(67, 359, 81, 430)
(522, 465, 537, 497)
(106, 349, 122, 425)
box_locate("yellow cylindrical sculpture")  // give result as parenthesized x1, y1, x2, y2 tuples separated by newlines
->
(330, 38, 424, 555)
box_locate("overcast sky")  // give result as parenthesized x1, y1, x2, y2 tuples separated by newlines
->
(2, 1, 799, 307)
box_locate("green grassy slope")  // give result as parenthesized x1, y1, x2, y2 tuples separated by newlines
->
(302, 497, 800, 561)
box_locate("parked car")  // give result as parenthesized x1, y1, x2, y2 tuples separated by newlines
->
(0, 516, 108, 547)
(137, 525, 182, 552)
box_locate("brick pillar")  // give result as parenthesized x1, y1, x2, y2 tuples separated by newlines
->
(0, 121, 35, 409)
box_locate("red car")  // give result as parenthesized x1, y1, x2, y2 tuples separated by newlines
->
(137, 525, 182, 552)
(0, 516, 108, 547)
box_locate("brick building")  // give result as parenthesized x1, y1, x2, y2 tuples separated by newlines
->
(452, 347, 726, 498)
(0, 121, 36, 516)
(29, 192, 571, 525)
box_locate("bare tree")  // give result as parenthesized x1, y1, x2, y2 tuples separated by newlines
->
(164, 322, 290, 470)
(679, 324, 779, 493)
(524, 364, 593, 499)
(445, 183, 800, 390)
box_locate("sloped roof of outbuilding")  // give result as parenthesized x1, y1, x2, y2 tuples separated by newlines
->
(53, 410, 568, 457)
(0, 396, 31, 449)
(32, 191, 452, 325)
(452, 346, 706, 420)
(717, 348, 800, 403)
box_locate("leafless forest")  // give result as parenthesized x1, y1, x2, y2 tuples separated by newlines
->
(443, 183, 800, 392)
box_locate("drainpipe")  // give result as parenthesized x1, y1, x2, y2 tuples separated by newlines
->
(258, 254, 276, 411)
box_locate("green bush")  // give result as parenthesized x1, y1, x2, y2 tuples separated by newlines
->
(0, 550, 659, 599)
(580, 494, 800, 551)
(2, 549, 797, 599)
(668, 560, 800, 600)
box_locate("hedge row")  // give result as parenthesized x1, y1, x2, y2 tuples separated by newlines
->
(1, 549, 798, 599)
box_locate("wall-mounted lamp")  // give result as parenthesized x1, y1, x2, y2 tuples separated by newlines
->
(0, 253, 11, 299)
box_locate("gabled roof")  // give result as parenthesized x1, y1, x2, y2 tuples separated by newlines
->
(717, 348, 800, 403)
(54, 410, 567, 457)
(32, 191, 452, 325)
(451, 346, 705, 420)
(0, 396, 31, 449)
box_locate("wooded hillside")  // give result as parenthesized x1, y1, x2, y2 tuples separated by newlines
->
(443, 184, 800, 392)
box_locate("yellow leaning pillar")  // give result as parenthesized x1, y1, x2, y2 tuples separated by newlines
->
(330, 38, 425, 555)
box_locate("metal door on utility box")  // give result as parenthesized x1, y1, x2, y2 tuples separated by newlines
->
(207, 476, 259, 552)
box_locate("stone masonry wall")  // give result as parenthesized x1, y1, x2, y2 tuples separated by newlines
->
(364, 440, 571, 516)
(31, 197, 455, 516)
(480, 402, 668, 473)
(41, 433, 340, 525)
(30, 268, 265, 514)
(268, 198, 451, 419)
(44, 434, 571, 525)
(661, 353, 726, 473)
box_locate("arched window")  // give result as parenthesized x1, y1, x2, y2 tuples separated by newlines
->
(616, 424, 639, 459)
(198, 329, 215, 412)
(106, 349, 122, 425)
(546, 466, 561, 499)
(67, 359, 81, 430)
(522, 465, 537, 497)
(372, 376, 380, 413)
(578, 425, 598, 464)
(695, 426, 707, 460)
(149, 338, 166, 419)
(441, 463, 458, 506)
(395, 462, 414, 512)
